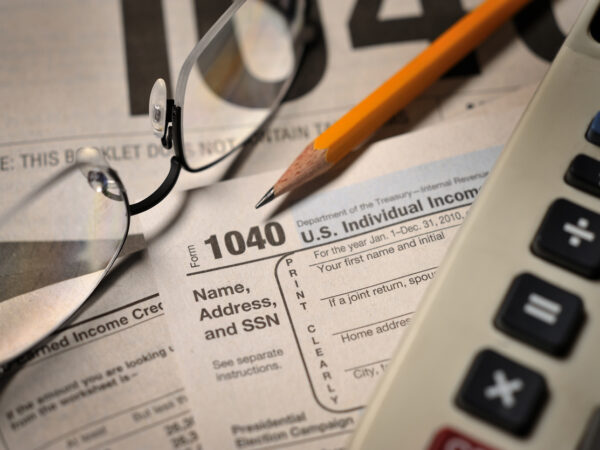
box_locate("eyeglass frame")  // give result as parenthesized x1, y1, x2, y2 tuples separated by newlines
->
(128, 0, 307, 216)
(0, 0, 307, 369)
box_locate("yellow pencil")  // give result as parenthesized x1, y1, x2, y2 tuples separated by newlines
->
(256, 0, 532, 208)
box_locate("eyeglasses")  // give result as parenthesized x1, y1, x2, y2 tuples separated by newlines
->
(0, 0, 306, 367)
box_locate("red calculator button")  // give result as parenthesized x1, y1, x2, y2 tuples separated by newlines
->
(428, 428, 497, 450)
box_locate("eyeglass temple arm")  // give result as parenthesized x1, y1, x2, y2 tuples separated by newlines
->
(128, 156, 181, 216)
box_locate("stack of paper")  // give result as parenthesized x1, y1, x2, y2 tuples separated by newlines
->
(0, 1, 586, 449)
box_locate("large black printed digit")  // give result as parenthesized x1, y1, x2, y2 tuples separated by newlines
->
(193, 1, 279, 109)
(191, 2, 228, 47)
(284, 0, 327, 102)
(192, 0, 326, 107)
(121, 0, 173, 115)
(192, 0, 279, 108)
(349, 0, 480, 77)
(513, 0, 565, 62)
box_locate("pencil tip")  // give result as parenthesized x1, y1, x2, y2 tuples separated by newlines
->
(255, 187, 275, 209)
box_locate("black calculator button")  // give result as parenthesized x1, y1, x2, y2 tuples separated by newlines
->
(495, 274, 584, 356)
(586, 111, 600, 146)
(532, 199, 600, 278)
(456, 350, 547, 436)
(565, 154, 600, 198)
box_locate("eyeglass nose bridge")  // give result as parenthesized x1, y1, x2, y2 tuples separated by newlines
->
(123, 93, 181, 216)
(128, 155, 182, 216)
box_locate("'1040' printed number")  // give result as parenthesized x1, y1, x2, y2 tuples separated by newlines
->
(204, 222, 286, 259)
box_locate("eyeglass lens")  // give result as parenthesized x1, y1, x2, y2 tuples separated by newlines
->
(0, 164, 129, 365)
(181, 0, 298, 170)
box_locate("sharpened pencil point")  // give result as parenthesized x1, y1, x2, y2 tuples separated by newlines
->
(255, 187, 275, 209)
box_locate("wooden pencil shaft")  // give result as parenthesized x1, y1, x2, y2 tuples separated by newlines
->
(262, 0, 532, 207)
(318, 0, 532, 164)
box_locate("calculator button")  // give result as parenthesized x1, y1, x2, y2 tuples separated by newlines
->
(495, 274, 584, 356)
(586, 111, 600, 146)
(456, 350, 547, 436)
(428, 427, 496, 450)
(532, 199, 600, 278)
(578, 408, 600, 450)
(565, 154, 600, 198)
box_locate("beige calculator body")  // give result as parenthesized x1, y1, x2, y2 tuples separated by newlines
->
(350, 0, 600, 448)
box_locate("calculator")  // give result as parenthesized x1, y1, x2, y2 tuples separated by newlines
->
(349, 0, 600, 448)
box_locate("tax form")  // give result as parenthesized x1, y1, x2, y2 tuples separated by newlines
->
(141, 110, 521, 449)
(0, 1, 586, 448)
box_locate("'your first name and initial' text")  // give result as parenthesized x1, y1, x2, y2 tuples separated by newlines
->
(308, 206, 465, 296)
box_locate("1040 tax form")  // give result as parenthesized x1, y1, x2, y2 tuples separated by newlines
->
(141, 110, 521, 450)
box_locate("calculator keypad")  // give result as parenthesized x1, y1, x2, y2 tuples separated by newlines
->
(450, 117, 600, 444)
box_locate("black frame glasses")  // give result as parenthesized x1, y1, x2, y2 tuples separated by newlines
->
(0, 0, 306, 367)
